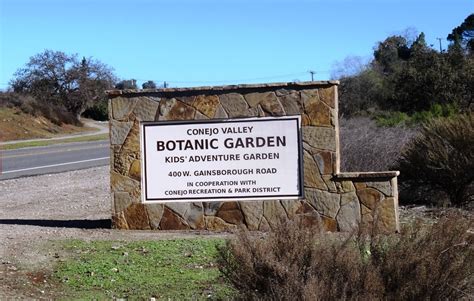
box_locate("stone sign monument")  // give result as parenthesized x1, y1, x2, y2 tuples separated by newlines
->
(107, 81, 399, 232)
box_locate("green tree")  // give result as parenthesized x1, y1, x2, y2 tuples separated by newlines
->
(10, 50, 116, 119)
(142, 80, 157, 89)
(447, 13, 474, 54)
(115, 79, 137, 89)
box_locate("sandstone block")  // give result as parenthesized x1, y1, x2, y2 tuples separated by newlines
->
(219, 93, 249, 117)
(305, 100, 331, 126)
(129, 160, 141, 181)
(356, 188, 384, 210)
(132, 97, 160, 121)
(365, 181, 393, 196)
(160, 207, 190, 230)
(240, 201, 264, 230)
(216, 202, 244, 225)
(278, 92, 302, 115)
(159, 98, 196, 120)
(112, 97, 136, 120)
(319, 87, 336, 108)
(375, 197, 398, 233)
(244, 92, 273, 108)
(205, 216, 236, 231)
(337, 192, 361, 231)
(113, 192, 132, 214)
(124, 203, 151, 230)
(305, 189, 340, 218)
(213, 104, 229, 118)
(146, 204, 164, 229)
(257, 92, 285, 116)
(302, 127, 336, 151)
(263, 200, 288, 229)
(111, 120, 133, 145)
(303, 151, 328, 190)
(193, 95, 219, 117)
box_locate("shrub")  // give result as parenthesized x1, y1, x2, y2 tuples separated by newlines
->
(393, 114, 473, 206)
(339, 117, 418, 172)
(375, 103, 459, 127)
(217, 214, 474, 300)
(82, 99, 108, 121)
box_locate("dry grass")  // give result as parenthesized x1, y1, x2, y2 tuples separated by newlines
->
(217, 214, 474, 300)
(339, 117, 418, 172)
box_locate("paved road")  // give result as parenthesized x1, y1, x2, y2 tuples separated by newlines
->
(0, 140, 109, 180)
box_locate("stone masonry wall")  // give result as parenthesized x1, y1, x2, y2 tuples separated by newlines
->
(108, 81, 399, 232)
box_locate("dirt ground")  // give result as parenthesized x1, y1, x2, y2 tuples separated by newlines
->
(0, 167, 232, 299)
(0, 166, 469, 299)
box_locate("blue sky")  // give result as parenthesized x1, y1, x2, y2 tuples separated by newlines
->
(0, 0, 472, 89)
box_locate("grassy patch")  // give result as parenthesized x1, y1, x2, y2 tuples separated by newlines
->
(2, 133, 109, 150)
(375, 103, 459, 127)
(55, 239, 235, 300)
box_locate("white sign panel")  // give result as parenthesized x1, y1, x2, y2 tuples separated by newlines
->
(140, 116, 303, 203)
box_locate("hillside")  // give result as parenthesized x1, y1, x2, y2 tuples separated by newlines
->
(0, 107, 96, 142)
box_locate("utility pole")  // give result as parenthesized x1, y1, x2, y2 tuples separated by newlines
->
(308, 70, 315, 81)
(436, 38, 443, 52)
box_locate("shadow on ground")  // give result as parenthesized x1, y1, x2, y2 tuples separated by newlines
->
(0, 219, 111, 229)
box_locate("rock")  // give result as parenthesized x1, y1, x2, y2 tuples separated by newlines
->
(204, 216, 236, 231)
(213, 104, 228, 118)
(321, 216, 338, 232)
(354, 182, 367, 190)
(280, 200, 302, 218)
(122, 121, 140, 153)
(240, 201, 264, 230)
(203, 202, 222, 215)
(193, 95, 220, 117)
(303, 151, 328, 190)
(305, 99, 332, 126)
(185, 203, 205, 229)
(113, 192, 132, 214)
(218, 93, 249, 117)
(146, 204, 164, 229)
(319, 87, 336, 108)
(110, 172, 140, 199)
(110, 120, 133, 145)
(374, 197, 398, 233)
(337, 192, 361, 231)
(124, 203, 151, 230)
(312, 151, 333, 175)
(258, 93, 286, 116)
(356, 188, 384, 210)
(263, 200, 288, 229)
(194, 111, 209, 120)
(216, 202, 244, 225)
(132, 97, 159, 121)
(336, 181, 355, 193)
(112, 97, 136, 120)
(160, 207, 190, 230)
(365, 181, 393, 196)
(128, 160, 141, 181)
(244, 92, 273, 108)
(301, 89, 320, 108)
(305, 189, 340, 218)
(258, 216, 271, 231)
(278, 91, 302, 115)
(302, 127, 336, 151)
(322, 175, 337, 192)
(158, 98, 196, 120)
(112, 212, 129, 229)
